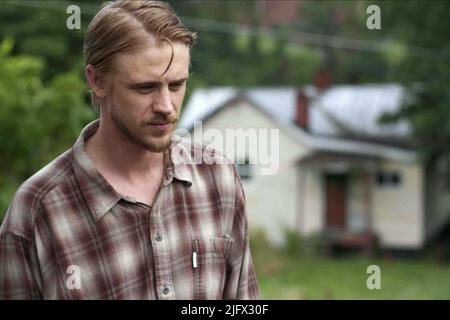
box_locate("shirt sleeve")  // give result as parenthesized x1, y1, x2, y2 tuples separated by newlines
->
(0, 231, 43, 299)
(223, 165, 259, 300)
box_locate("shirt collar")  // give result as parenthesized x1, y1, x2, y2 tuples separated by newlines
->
(164, 135, 193, 187)
(72, 119, 192, 222)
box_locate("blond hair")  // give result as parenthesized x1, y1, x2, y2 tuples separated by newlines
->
(83, 0, 197, 112)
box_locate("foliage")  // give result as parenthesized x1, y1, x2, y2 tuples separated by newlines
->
(376, 0, 450, 162)
(283, 228, 327, 258)
(0, 38, 95, 222)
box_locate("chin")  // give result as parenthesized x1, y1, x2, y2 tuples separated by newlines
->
(142, 136, 172, 153)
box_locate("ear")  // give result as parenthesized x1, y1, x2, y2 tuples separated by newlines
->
(86, 64, 107, 99)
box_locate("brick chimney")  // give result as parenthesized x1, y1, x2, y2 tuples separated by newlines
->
(313, 69, 331, 90)
(295, 69, 330, 130)
(295, 90, 309, 130)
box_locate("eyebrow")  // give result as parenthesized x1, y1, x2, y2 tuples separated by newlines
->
(128, 75, 191, 88)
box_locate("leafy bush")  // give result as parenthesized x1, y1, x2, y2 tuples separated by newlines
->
(283, 228, 328, 258)
(0, 37, 95, 223)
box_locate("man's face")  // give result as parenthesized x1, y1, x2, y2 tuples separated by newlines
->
(102, 40, 190, 152)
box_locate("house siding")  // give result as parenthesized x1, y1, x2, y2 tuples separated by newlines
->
(372, 161, 424, 248)
(425, 155, 450, 241)
(297, 168, 324, 236)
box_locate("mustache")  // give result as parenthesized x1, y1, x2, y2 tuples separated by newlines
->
(145, 115, 178, 125)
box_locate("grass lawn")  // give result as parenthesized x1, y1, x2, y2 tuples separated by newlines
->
(251, 240, 450, 299)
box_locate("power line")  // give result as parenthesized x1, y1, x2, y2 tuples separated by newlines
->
(3, 0, 449, 60)
(181, 16, 449, 60)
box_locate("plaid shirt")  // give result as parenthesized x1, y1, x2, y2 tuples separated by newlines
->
(0, 120, 259, 300)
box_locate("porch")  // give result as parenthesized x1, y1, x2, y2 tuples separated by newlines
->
(297, 151, 381, 256)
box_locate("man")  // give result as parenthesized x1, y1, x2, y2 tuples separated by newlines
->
(0, 0, 259, 299)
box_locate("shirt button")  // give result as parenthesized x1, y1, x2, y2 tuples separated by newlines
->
(155, 232, 162, 242)
(162, 286, 170, 295)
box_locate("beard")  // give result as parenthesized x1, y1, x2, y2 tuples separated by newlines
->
(111, 108, 177, 153)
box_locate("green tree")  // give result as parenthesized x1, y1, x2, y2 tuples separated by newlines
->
(378, 0, 450, 162)
(0, 38, 95, 222)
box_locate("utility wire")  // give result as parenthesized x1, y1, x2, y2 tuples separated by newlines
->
(3, 0, 449, 60)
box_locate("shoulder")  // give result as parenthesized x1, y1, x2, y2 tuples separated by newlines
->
(171, 135, 241, 191)
(172, 134, 237, 173)
(0, 149, 74, 239)
(173, 135, 234, 164)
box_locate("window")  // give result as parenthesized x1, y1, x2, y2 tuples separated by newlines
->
(236, 157, 253, 180)
(376, 170, 402, 187)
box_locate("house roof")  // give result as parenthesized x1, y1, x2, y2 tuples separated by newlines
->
(179, 84, 417, 162)
(180, 87, 238, 131)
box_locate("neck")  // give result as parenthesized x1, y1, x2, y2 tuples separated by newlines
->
(86, 120, 165, 184)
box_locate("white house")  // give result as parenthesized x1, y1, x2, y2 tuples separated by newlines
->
(178, 84, 450, 251)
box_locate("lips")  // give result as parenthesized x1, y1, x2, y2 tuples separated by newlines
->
(148, 122, 172, 131)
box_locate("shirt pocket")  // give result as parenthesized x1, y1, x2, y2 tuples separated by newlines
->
(192, 236, 234, 300)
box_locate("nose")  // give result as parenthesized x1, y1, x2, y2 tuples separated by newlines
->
(152, 86, 173, 116)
